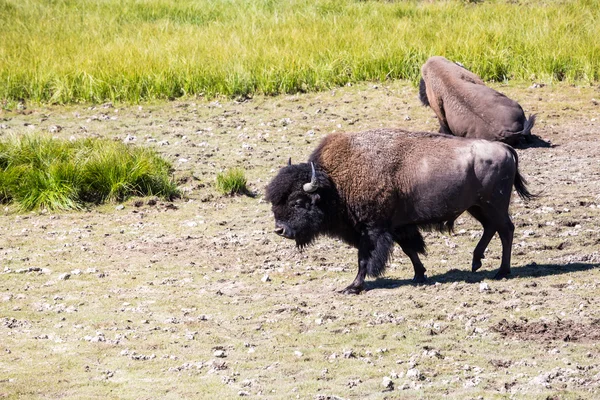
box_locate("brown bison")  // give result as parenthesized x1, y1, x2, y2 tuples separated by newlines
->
(419, 56, 536, 146)
(266, 129, 533, 294)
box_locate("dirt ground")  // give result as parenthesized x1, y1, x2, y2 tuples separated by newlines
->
(1, 81, 600, 399)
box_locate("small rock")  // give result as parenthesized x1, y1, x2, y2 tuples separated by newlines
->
(343, 350, 356, 359)
(123, 135, 136, 143)
(381, 376, 394, 390)
(406, 368, 421, 381)
(214, 350, 226, 358)
(59, 273, 71, 281)
(115, 205, 124, 211)
(294, 350, 303, 357)
(479, 282, 490, 292)
(261, 274, 271, 282)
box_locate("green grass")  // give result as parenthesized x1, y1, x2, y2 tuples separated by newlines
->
(1, 0, 599, 104)
(215, 168, 248, 196)
(0, 134, 179, 211)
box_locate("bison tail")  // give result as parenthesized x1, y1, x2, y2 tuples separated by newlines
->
(521, 114, 536, 136)
(418, 77, 430, 107)
(507, 146, 536, 201)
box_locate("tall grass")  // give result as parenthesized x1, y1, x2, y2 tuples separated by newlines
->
(0, 135, 179, 211)
(1, 0, 599, 104)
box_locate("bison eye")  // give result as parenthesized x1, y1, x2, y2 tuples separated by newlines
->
(294, 198, 307, 209)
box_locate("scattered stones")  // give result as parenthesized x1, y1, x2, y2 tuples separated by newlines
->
(83, 332, 106, 342)
(120, 349, 156, 361)
(346, 378, 361, 388)
(208, 359, 227, 372)
(168, 362, 204, 373)
(314, 396, 346, 400)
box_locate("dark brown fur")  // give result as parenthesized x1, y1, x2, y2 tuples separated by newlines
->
(266, 129, 533, 294)
(419, 56, 536, 146)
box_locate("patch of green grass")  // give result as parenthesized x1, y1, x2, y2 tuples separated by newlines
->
(0, 0, 599, 103)
(0, 134, 179, 211)
(215, 168, 248, 196)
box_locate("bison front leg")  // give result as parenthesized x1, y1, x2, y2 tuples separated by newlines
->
(341, 231, 393, 295)
(342, 253, 368, 295)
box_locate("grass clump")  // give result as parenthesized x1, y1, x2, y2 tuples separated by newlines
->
(0, 134, 179, 211)
(215, 168, 248, 196)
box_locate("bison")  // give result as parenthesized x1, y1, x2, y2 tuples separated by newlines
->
(419, 56, 536, 146)
(265, 129, 533, 294)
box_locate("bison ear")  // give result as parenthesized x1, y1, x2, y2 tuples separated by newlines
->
(287, 157, 292, 166)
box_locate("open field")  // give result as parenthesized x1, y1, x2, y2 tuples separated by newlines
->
(2, 0, 600, 104)
(1, 81, 600, 399)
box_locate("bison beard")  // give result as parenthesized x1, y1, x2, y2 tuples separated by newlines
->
(265, 129, 533, 294)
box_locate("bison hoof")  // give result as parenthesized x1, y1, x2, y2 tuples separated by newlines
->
(340, 286, 363, 295)
(493, 270, 511, 280)
(472, 260, 482, 272)
(412, 274, 427, 284)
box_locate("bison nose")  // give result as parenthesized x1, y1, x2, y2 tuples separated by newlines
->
(274, 222, 293, 238)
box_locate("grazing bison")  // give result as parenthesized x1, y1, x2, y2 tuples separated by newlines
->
(266, 129, 533, 294)
(419, 56, 536, 146)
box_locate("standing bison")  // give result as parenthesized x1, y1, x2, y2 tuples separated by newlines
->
(419, 56, 536, 146)
(266, 129, 533, 294)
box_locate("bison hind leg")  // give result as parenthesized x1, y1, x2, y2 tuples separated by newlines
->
(468, 205, 515, 278)
(393, 226, 428, 283)
(393, 225, 426, 254)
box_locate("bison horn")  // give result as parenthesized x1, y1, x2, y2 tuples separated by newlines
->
(287, 157, 292, 166)
(303, 162, 319, 193)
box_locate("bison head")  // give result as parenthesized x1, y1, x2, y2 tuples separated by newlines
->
(265, 161, 330, 248)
